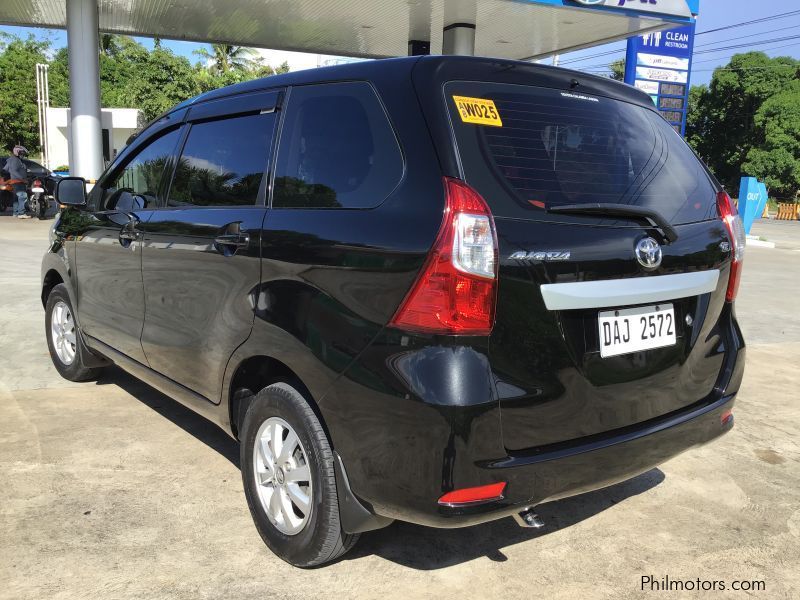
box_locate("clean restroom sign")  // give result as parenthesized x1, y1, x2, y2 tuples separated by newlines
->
(624, 24, 695, 136)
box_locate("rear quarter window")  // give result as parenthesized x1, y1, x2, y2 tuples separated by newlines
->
(445, 81, 718, 225)
(272, 81, 403, 209)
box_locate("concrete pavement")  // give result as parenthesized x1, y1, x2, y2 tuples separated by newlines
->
(1, 213, 798, 599)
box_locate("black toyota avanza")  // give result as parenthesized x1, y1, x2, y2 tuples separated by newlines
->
(42, 56, 746, 567)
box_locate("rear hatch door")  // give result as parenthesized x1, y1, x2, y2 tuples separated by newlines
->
(444, 80, 733, 451)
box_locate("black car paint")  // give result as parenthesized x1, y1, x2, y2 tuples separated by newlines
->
(41, 55, 744, 531)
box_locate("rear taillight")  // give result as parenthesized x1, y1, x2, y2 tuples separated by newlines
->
(717, 191, 745, 302)
(389, 177, 498, 335)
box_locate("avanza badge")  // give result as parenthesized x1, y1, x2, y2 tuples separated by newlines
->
(453, 96, 503, 127)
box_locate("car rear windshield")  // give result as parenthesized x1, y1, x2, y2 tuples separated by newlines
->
(445, 81, 718, 225)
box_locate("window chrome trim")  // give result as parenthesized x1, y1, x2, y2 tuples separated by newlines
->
(540, 270, 720, 311)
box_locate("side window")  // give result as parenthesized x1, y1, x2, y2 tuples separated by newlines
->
(101, 127, 182, 211)
(273, 82, 403, 209)
(168, 112, 275, 207)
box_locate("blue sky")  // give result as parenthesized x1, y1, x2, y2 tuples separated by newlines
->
(1, 0, 798, 87)
(556, 0, 800, 85)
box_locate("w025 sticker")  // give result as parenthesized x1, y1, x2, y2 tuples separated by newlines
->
(452, 96, 503, 127)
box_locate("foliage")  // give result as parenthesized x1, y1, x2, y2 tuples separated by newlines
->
(608, 59, 625, 82)
(129, 47, 202, 121)
(686, 52, 800, 197)
(0, 36, 50, 154)
(193, 44, 258, 75)
(0, 33, 290, 156)
(742, 80, 800, 199)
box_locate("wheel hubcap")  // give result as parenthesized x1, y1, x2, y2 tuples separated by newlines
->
(50, 300, 76, 366)
(253, 417, 312, 535)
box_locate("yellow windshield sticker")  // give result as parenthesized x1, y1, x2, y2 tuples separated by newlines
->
(453, 96, 503, 127)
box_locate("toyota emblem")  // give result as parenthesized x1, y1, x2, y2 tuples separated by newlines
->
(635, 237, 662, 269)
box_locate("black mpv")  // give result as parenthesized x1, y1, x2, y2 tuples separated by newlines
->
(42, 56, 746, 567)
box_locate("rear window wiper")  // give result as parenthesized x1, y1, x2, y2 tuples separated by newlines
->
(547, 203, 678, 244)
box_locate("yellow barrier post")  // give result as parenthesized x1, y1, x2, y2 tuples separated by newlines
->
(776, 203, 800, 220)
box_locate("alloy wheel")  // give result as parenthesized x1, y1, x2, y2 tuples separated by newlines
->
(50, 300, 76, 365)
(253, 417, 313, 535)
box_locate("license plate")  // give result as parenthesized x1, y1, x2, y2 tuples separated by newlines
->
(598, 304, 676, 358)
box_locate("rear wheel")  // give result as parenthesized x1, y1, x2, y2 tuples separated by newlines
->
(45, 284, 103, 382)
(240, 382, 359, 567)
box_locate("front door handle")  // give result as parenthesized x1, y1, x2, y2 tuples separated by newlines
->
(118, 215, 141, 249)
(213, 232, 250, 256)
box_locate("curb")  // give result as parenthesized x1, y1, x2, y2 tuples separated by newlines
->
(746, 237, 776, 249)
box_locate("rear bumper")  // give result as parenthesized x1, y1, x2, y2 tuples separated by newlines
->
(323, 310, 744, 529)
(442, 392, 736, 528)
(346, 392, 736, 530)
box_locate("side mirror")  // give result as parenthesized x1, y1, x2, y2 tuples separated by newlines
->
(55, 177, 87, 207)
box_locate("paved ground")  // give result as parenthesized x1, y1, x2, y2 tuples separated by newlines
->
(750, 219, 800, 251)
(1, 213, 799, 599)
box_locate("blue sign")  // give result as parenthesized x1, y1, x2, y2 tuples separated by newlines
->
(738, 177, 768, 234)
(624, 24, 696, 136)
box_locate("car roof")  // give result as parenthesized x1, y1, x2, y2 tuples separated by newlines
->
(169, 55, 654, 115)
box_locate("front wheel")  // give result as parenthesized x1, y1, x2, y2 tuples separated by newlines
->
(45, 284, 104, 382)
(240, 382, 359, 567)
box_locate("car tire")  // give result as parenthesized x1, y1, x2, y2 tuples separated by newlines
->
(45, 284, 104, 382)
(240, 382, 359, 567)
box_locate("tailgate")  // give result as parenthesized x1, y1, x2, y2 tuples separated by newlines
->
(442, 77, 734, 450)
(491, 218, 732, 450)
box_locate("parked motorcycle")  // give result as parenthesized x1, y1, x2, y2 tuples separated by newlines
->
(0, 177, 13, 212)
(26, 178, 50, 220)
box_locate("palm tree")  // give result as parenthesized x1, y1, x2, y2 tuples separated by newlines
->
(99, 34, 121, 57)
(193, 44, 259, 75)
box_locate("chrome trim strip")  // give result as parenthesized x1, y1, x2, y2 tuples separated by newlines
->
(540, 270, 720, 311)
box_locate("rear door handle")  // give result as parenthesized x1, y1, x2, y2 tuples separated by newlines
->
(213, 232, 250, 256)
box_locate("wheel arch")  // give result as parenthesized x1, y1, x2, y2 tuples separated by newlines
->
(227, 354, 331, 444)
(41, 268, 64, 307)
(228, 352, 392, 534)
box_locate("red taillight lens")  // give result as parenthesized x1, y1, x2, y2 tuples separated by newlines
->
(438, 482, 506, 506)
(389, 177, 498, 335)
(717, 191, 745, 302)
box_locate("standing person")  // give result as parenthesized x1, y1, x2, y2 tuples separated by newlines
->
(6, 146, 31, 219)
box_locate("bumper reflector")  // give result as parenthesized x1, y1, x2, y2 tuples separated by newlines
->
(721, 410, 734, 426)
(438, 482, 507, 507)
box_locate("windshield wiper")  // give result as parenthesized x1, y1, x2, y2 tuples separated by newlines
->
(547, 203, 678, 244)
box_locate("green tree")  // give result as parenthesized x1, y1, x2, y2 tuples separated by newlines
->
(609, 59, 625, 82)
(1, 32, 290, 158)
(48, 39, 201, 122)
(685, 52, 799, 192)
(0, 36, 49, 154)
(742, 80, 800, 199)
(128, 47, 201, 120)
(193, 44, 258, 75)
(48, 47, 70, 107)
(99, 34, 127, 57)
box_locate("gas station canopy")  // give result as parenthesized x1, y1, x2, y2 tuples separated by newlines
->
(2, 0, 696, 60)
(0, 0, 698, 180)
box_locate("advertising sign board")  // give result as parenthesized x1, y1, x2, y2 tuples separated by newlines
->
(571, 0, 693, 18)
(625, 24, 695, 136)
